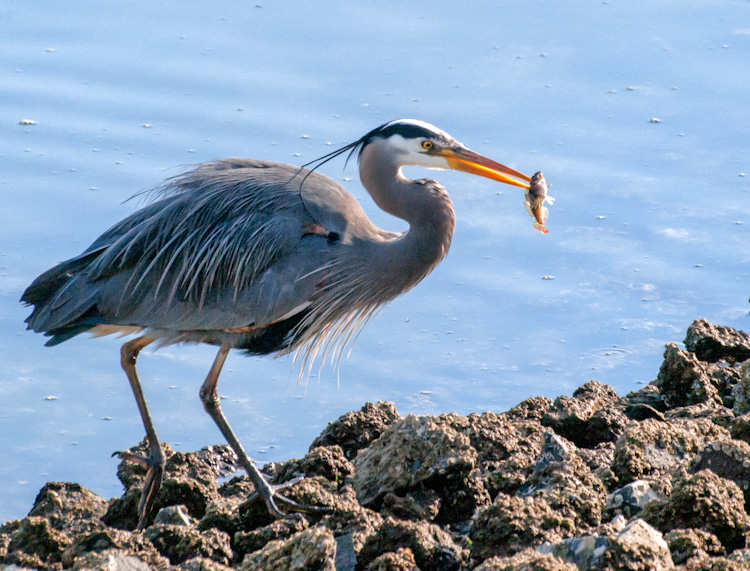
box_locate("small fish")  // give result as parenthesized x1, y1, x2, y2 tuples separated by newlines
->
(524, 171, 554, 234)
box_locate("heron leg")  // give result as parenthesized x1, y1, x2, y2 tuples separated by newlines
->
(118, 336, 165, 530)
(199, 345, 325, 519)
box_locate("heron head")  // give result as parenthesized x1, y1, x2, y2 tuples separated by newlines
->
(359, 119, 531, 189)
(303, 119, 532, 189)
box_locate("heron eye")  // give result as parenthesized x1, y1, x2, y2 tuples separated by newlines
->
(422, 141, 434, 150)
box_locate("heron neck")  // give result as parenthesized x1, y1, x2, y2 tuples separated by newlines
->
(358, 145, 456, 295)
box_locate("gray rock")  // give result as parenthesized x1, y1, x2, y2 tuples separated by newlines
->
(541, 381, 627, 448)
(28, 482, 109, 527)
(643, 470, 750, 552)
(539, 518, 673, 570)
(233, 518, 308, 563)
(354, 414, 486, 523)
(654, 344, 723, 408)
(664, 528, 724, 565)
(154, 504, 195, 527)
(730, 411, 750, 443)
(612, 417, 729, 489)
(70, 550, 152, 571)
(689, 439, 750, 506)
(603, 518, 673, 570)
(731, 361, 750, 415)
(684, 319, 750, 363)
(445, 410, 546, 498)
(470, 494, 576, 561)
(310, 401, 400, 460)
(144, 524, 232, 566)
(604, 480, 666, 519)
(364, 547, 419, 570)
(356, 517, 466, 571)
(240, 526, 337, 571)
(474, 548, 577, 570)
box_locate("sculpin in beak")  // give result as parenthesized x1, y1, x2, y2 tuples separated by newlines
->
(524, 171, 555, 234)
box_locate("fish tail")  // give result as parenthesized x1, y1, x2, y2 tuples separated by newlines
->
(532, 221, 548, 234)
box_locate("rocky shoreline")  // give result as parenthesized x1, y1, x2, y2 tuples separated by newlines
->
(2, 319, 750, 570)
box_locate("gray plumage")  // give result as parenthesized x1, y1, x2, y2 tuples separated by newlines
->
(21, 119, 532, 528)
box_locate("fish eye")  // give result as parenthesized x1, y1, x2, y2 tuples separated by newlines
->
(421, 140, 434, 150)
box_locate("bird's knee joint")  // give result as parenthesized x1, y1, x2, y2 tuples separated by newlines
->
(199, 386, 220, 411)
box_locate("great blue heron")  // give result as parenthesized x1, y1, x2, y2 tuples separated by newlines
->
(21, 119, 533, 529)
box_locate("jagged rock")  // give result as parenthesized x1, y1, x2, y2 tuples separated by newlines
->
(517, 434, 607, 530)
(144, 524, 232, 566)
(601, 518, 673, 570)
(604, 480, 666, 519)
(731, 361, 750, 415)
(539, 518, 672, 570)
(642, 470, 750, 552)
(577, 442, 617, 488)
(232, 518, 308, 564)
(503, 396, 554, 422)
(154, 505, 195, 526)
(684, 319, 750, 363)
(319, 487, 383, 552)
(28, 483, 108, 529)
(198, 475, 257, 536)
(470, 494, 574, 561)
(664, 528, 725, 565)
(730, 412, 750, 443)
(178, 557, 235, 571)
(69, 550, 153, 570)
(541, 381, 627, 448)
(356, 517, 466, 571)
(473, 548, 577, 570)
(612, 417, 729, 490)
(622, 385, 668, 412)
(623, 403, 667, 422)
(441, 410, 547, 499)
(364, 547, 419, 570)
(655, 344, 724, 408)
(239, 526, 337, 571)
(666, 401, 736, 429)
(689, 439, 750, 505)
(470, 431, 607, 564)
(4, 517, 71, 568)
(353, 414, 486, 523)
(682, 555, 750, 570)
(104, 444, 235, 529)
(310, 401, 400, 460)
(269, 445, 355, 486)
(61, 524, 167, 568)
(7, 320, 750, 571)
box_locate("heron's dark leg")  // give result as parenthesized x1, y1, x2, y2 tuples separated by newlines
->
(117, 336, 165, 530)
(199, 344, 324, 519)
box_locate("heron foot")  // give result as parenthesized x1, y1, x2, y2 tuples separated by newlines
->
(113, 443, 167, 530)
(243, 471, 333, 519)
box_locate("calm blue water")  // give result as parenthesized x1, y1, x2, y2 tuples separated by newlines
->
(2, 1, 748, 522)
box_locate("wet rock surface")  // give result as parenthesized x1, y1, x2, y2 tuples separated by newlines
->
(3, 320, 750, 570)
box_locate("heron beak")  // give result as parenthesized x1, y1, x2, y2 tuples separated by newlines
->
(439, 147, 532, 189)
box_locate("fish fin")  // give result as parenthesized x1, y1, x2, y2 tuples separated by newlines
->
(523, 200, 534, 218)
(541, 206, 549, 223)
(546, 195, 555, 205)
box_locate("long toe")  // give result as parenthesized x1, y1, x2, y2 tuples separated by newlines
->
(114, 444, 167, 530)
(243, 474, 334, 519)
(113, 449, 151, 468)
(136, 463, 165, 530)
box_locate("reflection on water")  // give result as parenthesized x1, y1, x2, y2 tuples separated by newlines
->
(2, 0, 748, 522)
